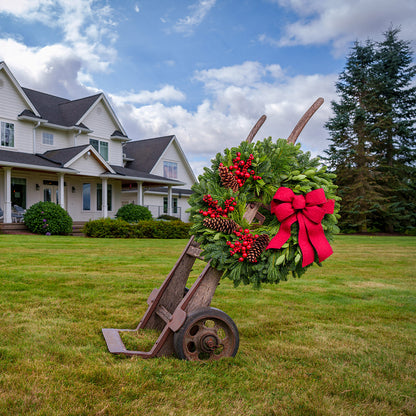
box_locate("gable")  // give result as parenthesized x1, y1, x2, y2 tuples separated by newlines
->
(124, 136, 173, 173)
(151, 138, 197, 188)
(0, 64, 39, 120)
(81, 99, 120, 138)
(43, 145, 115, 176)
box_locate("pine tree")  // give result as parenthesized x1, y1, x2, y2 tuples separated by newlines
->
(325, 28, 416, 233)
(325, 41, 384, 232)
(371, 28, 416, 232)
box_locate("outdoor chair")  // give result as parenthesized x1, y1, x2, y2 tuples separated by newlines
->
(12, 205, 25, 223)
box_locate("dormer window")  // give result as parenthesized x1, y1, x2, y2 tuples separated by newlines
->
(1, 121, 14, 147)
(90, 138, 109, 161)
(163, 161, 178, 179)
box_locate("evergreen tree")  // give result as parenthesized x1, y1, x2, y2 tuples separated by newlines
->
(372, 28, 416, 232)
(325, 28, 416, 233)
(325, 41, 383, 232)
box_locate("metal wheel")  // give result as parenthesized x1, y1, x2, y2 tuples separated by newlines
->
(173, 307, 239, 361)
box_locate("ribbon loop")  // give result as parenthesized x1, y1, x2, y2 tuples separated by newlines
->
(266, 187, 335, 267)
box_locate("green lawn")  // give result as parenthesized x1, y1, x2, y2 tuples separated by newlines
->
(0, 235, 415, 416)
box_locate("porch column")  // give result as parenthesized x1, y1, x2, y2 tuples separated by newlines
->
(58, 173, 65, 209)
(167, 185, 173, 216)
(102, 178, 108, 218)
(136, 181, 143, 205)
(3, 167, 12, 223)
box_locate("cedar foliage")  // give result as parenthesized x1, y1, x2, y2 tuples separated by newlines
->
(325, 28, 416, 233)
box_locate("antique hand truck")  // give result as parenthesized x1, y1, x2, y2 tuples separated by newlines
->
(102, 98, 324, 361)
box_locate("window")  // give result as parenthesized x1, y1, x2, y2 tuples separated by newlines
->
(42, 132, 54, 145)
(89, 139, 109, 161)
(1, 122, 14, 147)
(163, 161, 178, 179)
(82, 183, 91, 210)
(163, 197, 178, 214)
(97, 184, 112, 211)
(11, 178, 26, 208)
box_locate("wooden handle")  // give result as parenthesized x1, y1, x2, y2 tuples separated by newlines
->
(287, 97, 324, 144)
(246, 115, 267, 143)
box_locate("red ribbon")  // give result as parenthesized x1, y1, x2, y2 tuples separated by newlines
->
(266, 187, 335, 267)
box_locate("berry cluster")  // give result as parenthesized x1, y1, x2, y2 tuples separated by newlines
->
(221, 152, 261, 188)
(226, 228, 260, 263)
(199, 195, 237, 218)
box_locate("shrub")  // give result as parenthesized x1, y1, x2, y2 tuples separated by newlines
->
(82, 218, 191, 239)
(157, 214, 180, 221)
(115, 204, 152, 222)
(23, 202, 73, 235)
(82, 218, 131, 238)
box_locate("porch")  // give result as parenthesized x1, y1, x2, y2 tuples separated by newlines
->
(0, 221, 87, 236)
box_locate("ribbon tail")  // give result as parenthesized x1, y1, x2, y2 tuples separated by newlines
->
(298, 214, 315, 267)
(305, 218, 333, 264)
(266, 215, 296, 250)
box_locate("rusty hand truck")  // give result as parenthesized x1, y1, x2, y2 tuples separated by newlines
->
(102, 98, 324, 361)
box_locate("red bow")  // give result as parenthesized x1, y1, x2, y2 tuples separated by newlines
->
(266, 187, 335, 267)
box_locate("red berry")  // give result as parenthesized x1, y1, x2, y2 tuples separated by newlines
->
(238, 257, 244, 262)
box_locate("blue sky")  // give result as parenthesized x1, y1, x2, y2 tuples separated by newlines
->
(1, 0, 415, 174)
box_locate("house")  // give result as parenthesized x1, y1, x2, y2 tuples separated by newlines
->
(0, 61, 196, 224)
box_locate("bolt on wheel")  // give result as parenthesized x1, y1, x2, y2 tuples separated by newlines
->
(173, 307, 239, 361)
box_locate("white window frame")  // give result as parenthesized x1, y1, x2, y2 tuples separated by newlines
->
(89, 138, 109, 161)
(163, 161, 178, 179)
(42, 132, 54, 145)
(1, 121, 14, 147)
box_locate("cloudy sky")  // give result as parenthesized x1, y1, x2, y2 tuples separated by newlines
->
(1, 0, 415, 174)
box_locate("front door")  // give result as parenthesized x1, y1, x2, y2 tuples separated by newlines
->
(43, 185, 59, 204)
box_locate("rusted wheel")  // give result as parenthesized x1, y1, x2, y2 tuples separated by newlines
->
(173, 307, 239, 361)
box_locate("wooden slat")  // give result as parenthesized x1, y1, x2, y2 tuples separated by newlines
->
(102, 329, 127, 354)
(155, 305, 172, 324)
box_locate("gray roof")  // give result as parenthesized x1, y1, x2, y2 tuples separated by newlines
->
(123, 136, 174, 173)
(42, 145, 90, 165)
(22, 87, 101, 127)
(0, 148, 68, 169)
(110, 165, 182, 184)
(146, 187, 193, 195)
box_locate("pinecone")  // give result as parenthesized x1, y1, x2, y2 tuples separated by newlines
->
(203, 217, 239, 234)
(247, 234, 270, 262)
(219, 165, 239, 192)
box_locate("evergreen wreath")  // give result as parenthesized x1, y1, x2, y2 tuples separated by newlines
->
(188, 138, 340, 288)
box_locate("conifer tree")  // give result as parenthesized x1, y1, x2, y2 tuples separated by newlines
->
(325, 41, 383, 232)
(325, 28, 416, 233)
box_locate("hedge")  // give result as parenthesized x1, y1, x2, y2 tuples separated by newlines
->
(82, 218, 191, 238)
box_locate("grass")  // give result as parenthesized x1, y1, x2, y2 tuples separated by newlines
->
(0, 234, 415, 416)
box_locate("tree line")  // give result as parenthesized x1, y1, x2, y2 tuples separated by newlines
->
(325, 27, 416, 234)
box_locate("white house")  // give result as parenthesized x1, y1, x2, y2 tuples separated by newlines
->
(0, 61, 196, 224)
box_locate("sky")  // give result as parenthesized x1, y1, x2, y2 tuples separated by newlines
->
(1, 0, 415, 175)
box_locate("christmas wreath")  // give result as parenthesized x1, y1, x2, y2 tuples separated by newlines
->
(188, 138, 340, 288)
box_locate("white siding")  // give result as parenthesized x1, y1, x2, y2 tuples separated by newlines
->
(0, 71, 35, 153)
(82, 102, 124, 166)
(67, 155, 107, 176)
(36, 129, 72, 154)
(151, 141, 195, 189)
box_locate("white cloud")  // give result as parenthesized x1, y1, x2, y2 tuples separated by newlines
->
(111, 61, 337, 176)
(0, 0, 118, 96)
(110, 86, 186, 106)
(173, 0, 216, 35)
(262, 0, 416, 55)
